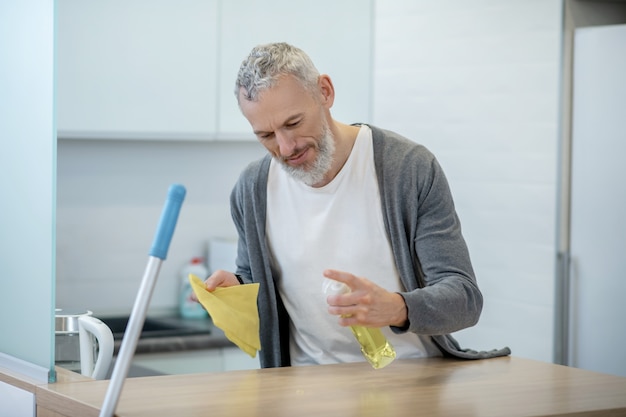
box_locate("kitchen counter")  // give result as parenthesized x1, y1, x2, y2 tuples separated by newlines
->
(99, 315, 245, 378)
(58, 314, 249, 378)
(29, 356, 626, 417)
(106, 316, 234, 355)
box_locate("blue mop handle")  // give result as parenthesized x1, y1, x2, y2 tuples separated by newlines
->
(149, 184, 186, 260)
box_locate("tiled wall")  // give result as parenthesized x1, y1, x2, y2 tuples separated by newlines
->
(373, 1, 563, 362)
(56, 0, 564, 362)
(55, 139, 266, 315)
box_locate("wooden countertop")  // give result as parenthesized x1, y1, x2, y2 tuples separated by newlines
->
(34, 356, 626, 417)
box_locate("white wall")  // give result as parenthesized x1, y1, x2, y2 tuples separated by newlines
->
(56, 140, 265, 315)
(56, 0, 564, 363)
(373, 0, 562, 362)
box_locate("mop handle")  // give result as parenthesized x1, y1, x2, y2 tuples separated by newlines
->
(149, 184, 186, 260)
(99, 184, 186, 417)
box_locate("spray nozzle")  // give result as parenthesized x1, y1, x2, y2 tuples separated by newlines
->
(322, 278, 350, 296)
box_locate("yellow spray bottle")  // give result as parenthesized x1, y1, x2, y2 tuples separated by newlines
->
(322, 279, 396, 369)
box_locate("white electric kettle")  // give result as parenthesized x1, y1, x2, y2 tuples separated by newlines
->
(55, 308, 114, 380)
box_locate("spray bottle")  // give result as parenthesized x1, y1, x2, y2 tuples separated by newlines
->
(179, 257, 209, 319)
(322, 279, 396, 369)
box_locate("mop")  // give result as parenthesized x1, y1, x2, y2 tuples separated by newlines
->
(99, 183, 186, 417)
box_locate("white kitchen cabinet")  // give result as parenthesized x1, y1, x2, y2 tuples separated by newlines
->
(221, 346, 261, 371)
(132, 347, 260, 375)
(56, 0, 373, 141)
(56, 0, 219, 140)
(218, 0, 373, 139)
(132, 349, 223, 375)
(0, 381, 35, 417)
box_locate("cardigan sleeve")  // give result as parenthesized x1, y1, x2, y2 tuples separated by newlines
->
(373, 127, 482, 336)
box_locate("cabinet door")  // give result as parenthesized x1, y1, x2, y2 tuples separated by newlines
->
(221, 346, 260, 371)
(131, 347, 258, 374)
(132, 349, 224, 375)
(56, 0, 218, 140)
(0, 382, 35, 417)
(218, 0, 373, 139)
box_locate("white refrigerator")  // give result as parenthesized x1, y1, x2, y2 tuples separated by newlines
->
(567, 23, 626, 377)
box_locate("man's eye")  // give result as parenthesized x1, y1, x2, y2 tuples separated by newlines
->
(286, 120, 300, 128)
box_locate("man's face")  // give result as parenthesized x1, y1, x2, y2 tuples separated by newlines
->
(239, 75, 335, 186)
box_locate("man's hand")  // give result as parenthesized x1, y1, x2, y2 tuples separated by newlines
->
(323, 269, 408, 328)
(190, 270, 241, 301)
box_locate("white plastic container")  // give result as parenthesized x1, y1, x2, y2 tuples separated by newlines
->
(179, 257, 209, 319)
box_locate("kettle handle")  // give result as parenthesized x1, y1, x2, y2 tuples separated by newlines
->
(78, 316, 114, 380)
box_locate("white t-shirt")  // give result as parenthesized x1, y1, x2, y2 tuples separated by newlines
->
(266, 125, 437, 366)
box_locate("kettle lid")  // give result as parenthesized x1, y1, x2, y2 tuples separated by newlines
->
(55, 308, 93, 332)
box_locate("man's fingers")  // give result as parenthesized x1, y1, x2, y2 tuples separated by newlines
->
(323, 269, 358, 289)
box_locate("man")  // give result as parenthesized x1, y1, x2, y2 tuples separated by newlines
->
(203, 42, 510, 368)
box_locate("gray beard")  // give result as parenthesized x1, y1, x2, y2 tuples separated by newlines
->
(275, 126, 335, 186)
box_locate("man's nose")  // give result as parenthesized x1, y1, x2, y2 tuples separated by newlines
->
(275, 130, 296, 157)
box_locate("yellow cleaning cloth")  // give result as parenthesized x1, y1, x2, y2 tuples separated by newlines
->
(188, 273, 261, 358)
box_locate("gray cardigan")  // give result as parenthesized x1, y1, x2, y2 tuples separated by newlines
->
(230, 124, 511, 368)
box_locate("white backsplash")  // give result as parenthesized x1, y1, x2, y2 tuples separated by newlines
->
(55, 139, 265, 316)
(207, 238, 238, 274)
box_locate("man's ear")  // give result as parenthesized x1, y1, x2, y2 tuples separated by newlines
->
(318, 74, 335, 108)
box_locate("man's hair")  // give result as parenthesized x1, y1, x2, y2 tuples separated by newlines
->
(235, 42, 320, 102)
